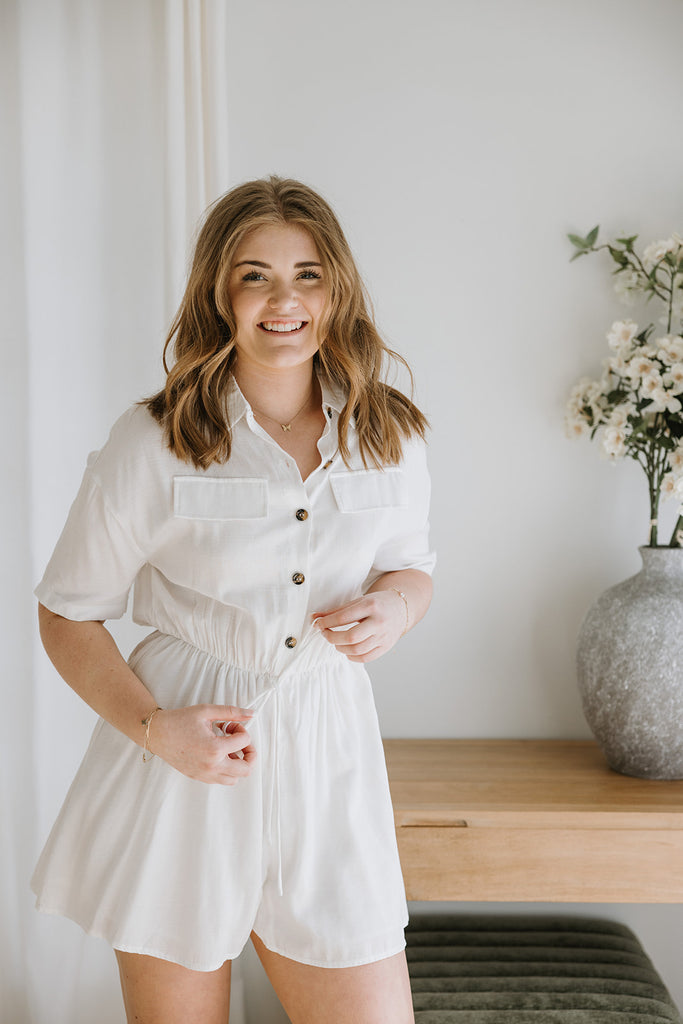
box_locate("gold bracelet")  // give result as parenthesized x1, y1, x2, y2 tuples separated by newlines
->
(141, 706, 163, 763)
(391, 588, 409, 636)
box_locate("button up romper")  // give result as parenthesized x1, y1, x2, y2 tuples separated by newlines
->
(32, 377, 435, 971)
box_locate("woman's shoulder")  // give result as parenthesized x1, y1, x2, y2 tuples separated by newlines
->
(86, 402, 172, 485)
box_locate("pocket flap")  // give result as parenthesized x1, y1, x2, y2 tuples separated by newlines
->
(329, 468, 407, 512)
(173, 477, 268, 520)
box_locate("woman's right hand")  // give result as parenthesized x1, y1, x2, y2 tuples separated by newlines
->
(149, 705, 256, 785)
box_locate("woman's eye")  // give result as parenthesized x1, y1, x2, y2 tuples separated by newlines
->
(298, 269, 322, 280)
(242, 270, 265, 282)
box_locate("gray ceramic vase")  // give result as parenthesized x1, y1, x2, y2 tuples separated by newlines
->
(577, 546, 683, 779)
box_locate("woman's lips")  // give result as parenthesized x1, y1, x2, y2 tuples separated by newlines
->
(258, 320, 307, 333)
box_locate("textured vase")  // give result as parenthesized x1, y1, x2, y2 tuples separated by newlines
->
(577, 546, 683, 779)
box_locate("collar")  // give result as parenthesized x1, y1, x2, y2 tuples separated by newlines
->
(316, 371, 347, 417)
(225, 375, 251, 426)
(226, 371, 349, 424)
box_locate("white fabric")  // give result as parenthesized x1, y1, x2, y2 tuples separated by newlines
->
(32, 377, 435, 970)
(163, 0, 230, 317)
(6, 0, 233, 1018)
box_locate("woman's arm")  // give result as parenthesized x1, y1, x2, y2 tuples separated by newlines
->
(312, 568, 433, 663)
(38, 604, 256, 784)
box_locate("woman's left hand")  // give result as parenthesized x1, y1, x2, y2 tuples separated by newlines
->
(312, 590, 406, 663)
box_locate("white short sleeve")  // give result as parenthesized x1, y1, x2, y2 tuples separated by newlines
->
(367, 437, 436, 581)
(35, 467, 147, 621)
(34, 407, 161, 622)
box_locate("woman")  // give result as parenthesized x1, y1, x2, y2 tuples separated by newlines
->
(34, 176, 434, 1023)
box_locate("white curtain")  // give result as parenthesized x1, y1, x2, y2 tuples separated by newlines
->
(2, 3, 237, 1020)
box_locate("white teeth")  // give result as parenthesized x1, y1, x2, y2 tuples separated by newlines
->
(261, 321, 304, 333)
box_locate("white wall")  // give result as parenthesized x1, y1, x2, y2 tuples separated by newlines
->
(6, 0, 683, 1020)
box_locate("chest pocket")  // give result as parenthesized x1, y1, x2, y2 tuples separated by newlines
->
(330, 468, 408, 512)
(173, 477, 268, 520)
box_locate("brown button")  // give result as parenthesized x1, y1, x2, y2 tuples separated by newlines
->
(292, 572, 305, 585)
(295, 508, 308, 521)
(285, 636, 297, 649)
(322, 459, 333, 469)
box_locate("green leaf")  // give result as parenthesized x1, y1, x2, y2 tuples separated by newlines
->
(568, 233, 589, 248)
(636, 325, 655, 344)
(616, 235, 638, 250)
(608, 246, 629, 266)
(586, 225, 599, 246)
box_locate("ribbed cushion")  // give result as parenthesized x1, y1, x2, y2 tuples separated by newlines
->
(406, 915, 682, 1023)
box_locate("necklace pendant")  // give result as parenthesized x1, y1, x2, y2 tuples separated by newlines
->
(281, 423, 292, 432)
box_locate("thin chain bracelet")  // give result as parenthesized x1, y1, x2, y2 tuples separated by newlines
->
(141, 706, 163, 763)
(391, 588, 410, 636)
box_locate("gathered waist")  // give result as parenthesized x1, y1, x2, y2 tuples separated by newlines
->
(128, 624, 346, 689)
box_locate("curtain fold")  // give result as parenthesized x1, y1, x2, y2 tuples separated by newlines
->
(4, 3, 233, 1020)
(163, 0, 230, 318)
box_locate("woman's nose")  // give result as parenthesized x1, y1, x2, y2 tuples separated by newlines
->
(267, 281, 298, 308)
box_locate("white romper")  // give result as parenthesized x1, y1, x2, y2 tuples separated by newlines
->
(32, 376, 435, 971)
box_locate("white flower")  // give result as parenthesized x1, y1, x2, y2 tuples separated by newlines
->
(643, 237, 680, 270)
(661, 473, 677, 499)
(608, 403, 635, 429)
(663, 363, 683, 393)
(657, 335, 683, 363)
(626, 354, 657, 383)
(602, 425, 627, 458)
(638, 370, 663, 397)
(669, 444, 683, 472)
(565, 414, 591, 439)
(614, 269, 641, 304)
(648, 386, 681, 413)
(607, 319, 638, 353)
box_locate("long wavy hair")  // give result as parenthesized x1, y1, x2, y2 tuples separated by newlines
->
(144, 176, 428, 469)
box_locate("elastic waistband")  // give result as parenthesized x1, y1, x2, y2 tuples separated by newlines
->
(135, 627, 344, 682)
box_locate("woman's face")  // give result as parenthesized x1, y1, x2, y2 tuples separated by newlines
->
(226, 223, 327, 373)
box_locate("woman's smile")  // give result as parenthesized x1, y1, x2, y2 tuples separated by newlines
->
(259, 319, 308, 333)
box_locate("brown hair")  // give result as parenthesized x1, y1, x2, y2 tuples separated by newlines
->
(144, 176, 427, 469)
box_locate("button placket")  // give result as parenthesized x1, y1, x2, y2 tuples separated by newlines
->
(281, 486, 312, 658)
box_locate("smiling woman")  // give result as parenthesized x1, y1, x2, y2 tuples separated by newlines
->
(32, 176, 435, 1024)
(227, 223, 327, 378)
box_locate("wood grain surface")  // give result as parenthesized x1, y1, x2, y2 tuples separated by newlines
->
(384, 739, 683, 902)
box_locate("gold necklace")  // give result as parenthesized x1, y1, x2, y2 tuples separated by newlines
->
(251, 390, 314, 432)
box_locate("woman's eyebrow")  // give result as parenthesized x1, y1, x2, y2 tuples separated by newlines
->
(233, 260, 322, 268)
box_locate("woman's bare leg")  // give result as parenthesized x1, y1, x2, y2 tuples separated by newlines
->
(251, 932, 414, 1024)
(115, 950, 231, 1024)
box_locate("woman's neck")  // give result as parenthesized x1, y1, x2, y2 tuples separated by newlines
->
(232, 359, 319, 425)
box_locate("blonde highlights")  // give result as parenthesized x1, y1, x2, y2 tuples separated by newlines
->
(144, 176, 427, 469)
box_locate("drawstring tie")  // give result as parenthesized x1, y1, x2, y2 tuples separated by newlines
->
(241, 685, 284, 896)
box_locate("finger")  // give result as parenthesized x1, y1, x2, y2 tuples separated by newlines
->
(206, 704, 254, 723)
(219, 756, 252, 778)
(319, 622, 372, 647)
(217, 728, 252, 757)
(235, 743, 258, 765)
(312, 605, 364, 630)
(346, 645, 384, 663)
(333, 635, 380, 657)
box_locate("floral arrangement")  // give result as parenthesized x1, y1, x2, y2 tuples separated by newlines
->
(566, 228, 683, 546)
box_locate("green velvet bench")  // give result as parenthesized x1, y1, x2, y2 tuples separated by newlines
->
(406, 915, 682, 1023)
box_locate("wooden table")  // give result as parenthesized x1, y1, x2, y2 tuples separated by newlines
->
(384, 739, 683, 903)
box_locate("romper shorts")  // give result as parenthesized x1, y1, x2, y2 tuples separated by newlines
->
(31, 629, 409, 971)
